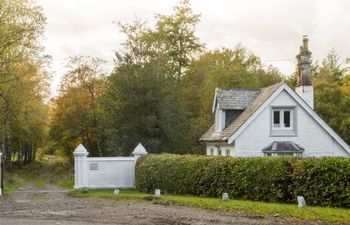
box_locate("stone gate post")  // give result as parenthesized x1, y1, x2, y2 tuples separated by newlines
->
(73, 144, 89, 190)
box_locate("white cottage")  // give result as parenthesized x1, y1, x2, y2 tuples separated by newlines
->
(199, 36, 350, 157)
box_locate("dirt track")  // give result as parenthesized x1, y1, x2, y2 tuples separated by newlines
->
(0, 183, 343, 225)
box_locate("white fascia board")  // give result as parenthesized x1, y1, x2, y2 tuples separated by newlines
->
(228, 83, 350, 155)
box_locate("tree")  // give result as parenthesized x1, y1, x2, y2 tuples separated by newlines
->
(182, 46, 283, 153)
(117, 0, 204, 79)
(50, 56, 106, 158)
(103, 0, 203, 155)
(0, 0, 48, 170)
(313, 49, 350, 145)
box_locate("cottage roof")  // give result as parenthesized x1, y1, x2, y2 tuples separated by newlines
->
(262, 141, 304, 153)
(215, 88, 261, 110)
(200, 82, 283, 142)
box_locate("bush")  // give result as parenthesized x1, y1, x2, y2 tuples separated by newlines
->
(135, 154, 350, 207)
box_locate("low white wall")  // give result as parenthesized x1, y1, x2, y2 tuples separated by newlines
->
(87, 157, 136, 189)
(74, 143, 147, 190)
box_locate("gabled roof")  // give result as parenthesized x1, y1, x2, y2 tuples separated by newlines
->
(262, 141, 304, 153)
(213, 88, 261, 111)
(200, 81, 350, 156)
(200, 82, 283, 142)
(226, 82, 350, 155)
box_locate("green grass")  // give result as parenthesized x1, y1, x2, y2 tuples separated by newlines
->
(69, 189, 350, 223)
(34, 180, 45, 189)
(3, 155, 74, 195)
(3, 162, 42, 195)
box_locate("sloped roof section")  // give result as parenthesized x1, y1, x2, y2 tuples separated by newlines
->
(216, 88, 261, 110)
(262, 141, 304, 153)
(199, 82, 283, 142)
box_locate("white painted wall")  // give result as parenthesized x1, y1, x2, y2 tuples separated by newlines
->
(215, 104, 225, 132)
(296, 85, 314, 109)
(87, 157, 136, 188)
(206, 143, 235, 156)
(234, 90, 348, 157)
(74, 143, 147, 190)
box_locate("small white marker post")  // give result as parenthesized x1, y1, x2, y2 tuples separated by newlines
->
(297, 196, 306, 208)
(155, 189, 161, 197)
(114, 188, 120, 195)
(222, 193, 229, 201)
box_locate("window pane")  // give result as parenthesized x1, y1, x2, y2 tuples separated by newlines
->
(273, 111, 280, 127)
(218, 149, 221, 156)
(210, 148, 214, 155)
(284, 110, 291, 127)
(226, 149, 230, 156)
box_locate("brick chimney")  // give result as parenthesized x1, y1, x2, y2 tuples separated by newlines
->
(295, 35, 314, 109)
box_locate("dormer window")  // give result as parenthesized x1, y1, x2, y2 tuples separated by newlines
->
(271, 107, 297, 136)
(273, 109, 292, 129)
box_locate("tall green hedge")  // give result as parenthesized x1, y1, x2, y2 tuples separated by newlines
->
(135, 154, 350, 207)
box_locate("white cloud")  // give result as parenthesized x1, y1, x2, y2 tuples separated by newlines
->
(37, 0, 350, 96)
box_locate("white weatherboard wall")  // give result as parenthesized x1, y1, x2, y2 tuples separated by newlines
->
(74, 143, 147, 189)
(234, 90, 348, 157)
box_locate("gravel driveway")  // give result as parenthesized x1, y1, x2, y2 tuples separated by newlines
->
(0, 184, 342, 225)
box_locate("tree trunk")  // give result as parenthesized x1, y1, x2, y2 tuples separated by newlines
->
(17, 142, 23, 169)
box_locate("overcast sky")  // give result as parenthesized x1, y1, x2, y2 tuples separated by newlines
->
(36, 0, 350, 96)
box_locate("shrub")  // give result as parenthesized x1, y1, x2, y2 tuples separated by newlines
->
(135, 154, 350, 207)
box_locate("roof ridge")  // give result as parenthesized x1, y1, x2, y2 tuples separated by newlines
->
(216, 87, 261, 91)
(216, 81, 285, 92)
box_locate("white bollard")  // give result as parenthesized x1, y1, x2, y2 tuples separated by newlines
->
(297, 196, 306, 208)
(222, 193, 229, 201)
(114, 189, 120, 195)
(155, 189, 161, 196)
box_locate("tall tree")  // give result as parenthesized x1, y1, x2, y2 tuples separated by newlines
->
(50, 56, 106, 158)
(103, 0, 203, 155)
(182, 46, 283, 153)
(0, 0, 48, 170)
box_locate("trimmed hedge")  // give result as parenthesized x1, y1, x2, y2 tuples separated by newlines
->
(135, 154, 350, 207)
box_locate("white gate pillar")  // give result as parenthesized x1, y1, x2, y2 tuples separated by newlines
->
(0, 151, 2, 196)
(74, 144, 89, 190)
(132, 143, 148, 159)
(132, 143, 147, 188)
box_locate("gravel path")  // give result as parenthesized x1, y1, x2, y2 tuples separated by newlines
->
(0, 184, 343, 225)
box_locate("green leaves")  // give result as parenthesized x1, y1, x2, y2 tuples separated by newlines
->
(136, 154, 350, 208)
(0, 0, 48, 168)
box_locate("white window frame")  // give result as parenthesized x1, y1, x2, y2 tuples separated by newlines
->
(270, 107, 297, 137)
(217, 148, 222, 156)
(272, 109, 293, 130)
(210, 148, 214, 156)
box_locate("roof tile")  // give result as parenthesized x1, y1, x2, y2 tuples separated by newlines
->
(199, 82, 284, 142)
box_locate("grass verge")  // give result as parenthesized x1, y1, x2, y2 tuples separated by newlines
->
(2, 155, 74, 195)
(69, 189, 350, 223)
